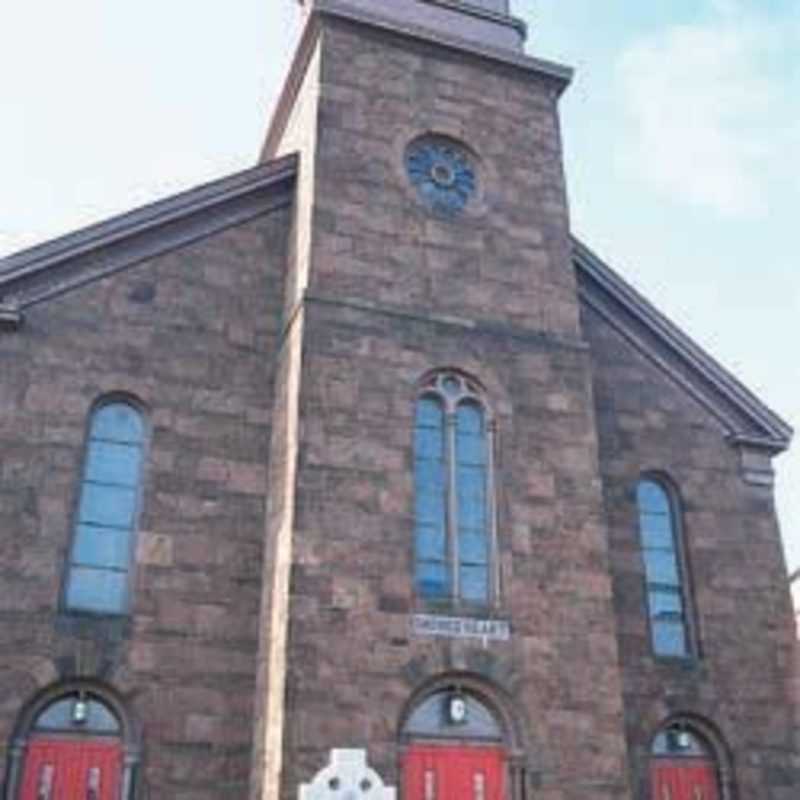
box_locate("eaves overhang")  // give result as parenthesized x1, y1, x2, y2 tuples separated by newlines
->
(573, 236, 793, 455)
(0, 154, 298, 313)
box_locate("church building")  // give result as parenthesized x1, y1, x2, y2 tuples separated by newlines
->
(0, 2, 797, 799)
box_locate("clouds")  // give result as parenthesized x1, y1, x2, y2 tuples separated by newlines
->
(617, 4, 799, 216)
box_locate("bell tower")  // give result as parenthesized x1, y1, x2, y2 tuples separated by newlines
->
(252, 3, 633, 800)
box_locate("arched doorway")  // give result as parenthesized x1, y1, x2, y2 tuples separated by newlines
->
(9, 688, 132, 800)
(400, 688, 511, 800)
(650, 725, 722, 800)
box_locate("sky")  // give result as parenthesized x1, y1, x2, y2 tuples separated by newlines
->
(1, 1, 798, 572)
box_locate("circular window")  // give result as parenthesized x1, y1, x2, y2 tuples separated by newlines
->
(405, 138, 477, 216)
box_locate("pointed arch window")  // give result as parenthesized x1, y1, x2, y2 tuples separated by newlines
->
(414, 372, 497, 605)
(636, 478, 693, 658)
(65, 400, 147, 616)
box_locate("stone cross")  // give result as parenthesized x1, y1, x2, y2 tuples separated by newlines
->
(299, 750, 396, 800)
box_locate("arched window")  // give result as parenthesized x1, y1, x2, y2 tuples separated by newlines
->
(400, 683, 524, 800)
(65, 400, 147, 615)
(650, 724, 724, 800)
(8, 686, 139, 800)
(402, 690, 504, 743)
(636, 478, 692, 658)
(414, 372, 497, 605)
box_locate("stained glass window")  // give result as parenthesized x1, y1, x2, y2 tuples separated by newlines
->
(414, 374, 494, 604)
(65, 401, 145, 615)
(34, 695, 121, 734)
(403, 691, 503, 741)
(637, 479, 691, 658)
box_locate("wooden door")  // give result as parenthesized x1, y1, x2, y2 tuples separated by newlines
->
(20, 738, 122, 800)
(651, 759, 720, 800)
(403, 745, 506, 800)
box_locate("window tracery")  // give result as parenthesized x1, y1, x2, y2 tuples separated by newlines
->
(414, 372, 497, 606)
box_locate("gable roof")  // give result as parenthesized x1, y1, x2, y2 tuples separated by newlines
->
(0, 155, 792, 453)
(575, 238, 792, 453)
(0, 154, 297, 315)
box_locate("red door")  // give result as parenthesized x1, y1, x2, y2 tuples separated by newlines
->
(651, 759, 719, 800)
(20, 738, 122, 800)
(404, 745, 507, 800)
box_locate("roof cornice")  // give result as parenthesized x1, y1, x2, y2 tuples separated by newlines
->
(0, 155, 297, 310)
(573, 236, 793, 453)
(263, 0, 572, 159)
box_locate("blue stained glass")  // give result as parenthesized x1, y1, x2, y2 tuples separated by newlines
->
(67, 401, 145, 616)
(403, 692, 503, 741)
(458, 497, 486, 535)
(460, 565, 488, 602)
(652, 730, 707, 756)
(414, 388, 491, 604)
(78, 483, 137, 529)
(637, 478, 692, 656)
(648, 589, 684, 617)
(406, 139, 477, 216)
(72, 525, 131, 570)
(639, 513, 673, 549)
(416, 524, 447, 561)
(416, 487, 445, 525)
(66, 567, 127, 614)
(456, 433, 485, 467)
(644, 549, 680, 586)
(35, 697, 120, 733)
(652, 619, 688, 657)
(457, 465, 486, 505)
(85, 440, 142, 487)
(416, 396, 444, 428)
(457, 402, 484, 435)
(417, 561, 449, 598)
(460, 528, 488, 565)
(415, 395, 448, 596)
(91, 403, 144, 443)
(637, 480, 670, 514)
(442, 377, 461, 397)
(415, 457, 446, 492)
(415, 429, 444, 461)
(454, 401, 488, 601)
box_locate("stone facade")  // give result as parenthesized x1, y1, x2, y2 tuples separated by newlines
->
(584, 304, 798, 800)
(0, 210, 290, 798)
(255, 13, 631, 800)
(0, 3, 797, 800)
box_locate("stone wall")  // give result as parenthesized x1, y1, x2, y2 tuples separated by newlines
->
(262, 15, 632, 800)
(0, 209, 290, 800)
(270, 16, 579, 338)
(583, 302, 799, 799)
(264, 296, 633, 800)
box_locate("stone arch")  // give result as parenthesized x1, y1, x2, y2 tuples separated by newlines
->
(4, 680, 141, 800)
(648, 713, 735, 800)
(397, 672, 532, 800)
